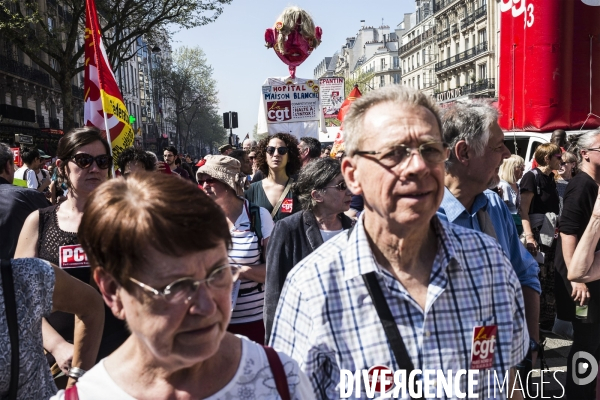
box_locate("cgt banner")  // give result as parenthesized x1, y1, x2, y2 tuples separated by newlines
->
(319, 77, 345, 119)
(262, 79, 320, 124)
(498, 0, 600, 131)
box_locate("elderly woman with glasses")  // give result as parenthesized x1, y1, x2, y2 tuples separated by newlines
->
(245, 133, 301, 221)
(263, 157, 354, 343)
(51, 173, 313, 399)
(197, 155, 274, 344)
(15, 127, 128, 385)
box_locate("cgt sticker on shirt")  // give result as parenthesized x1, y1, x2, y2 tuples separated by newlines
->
(59, 245, 90, 269)
(470, 325, 498, 369)
(281, 198, 293, 213)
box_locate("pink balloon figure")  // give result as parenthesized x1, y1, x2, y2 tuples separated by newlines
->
(264, 6, 322, 79)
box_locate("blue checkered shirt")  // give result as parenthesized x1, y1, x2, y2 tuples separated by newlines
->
(269, 215, 528, 399)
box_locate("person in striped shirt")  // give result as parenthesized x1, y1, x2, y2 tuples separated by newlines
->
(197, 155, 274, 345)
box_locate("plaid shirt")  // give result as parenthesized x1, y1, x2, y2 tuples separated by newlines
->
(269, 215, 528, 399)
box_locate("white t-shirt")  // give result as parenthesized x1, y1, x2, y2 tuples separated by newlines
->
(319, 228, 344, 243)
(14, 166, 38, 189)
(51, 335, 314, 400)
(229, 199, 274, 324)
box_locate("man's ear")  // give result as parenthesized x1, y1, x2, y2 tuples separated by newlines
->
(341, 156, 362, 195)
(93, 267, 126, 320)
(454, 140, 470, 165)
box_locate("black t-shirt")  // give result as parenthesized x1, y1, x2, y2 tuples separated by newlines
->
(519, 168, 560, 215)
(244, 179, 300, 222)
(554, 171, 600, 321)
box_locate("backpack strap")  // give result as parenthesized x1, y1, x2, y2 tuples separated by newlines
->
(64, 385, 80, 400)
(248, 202, 264, 262)
(263, 346, 290, 400)
(1, 259, 20, 400)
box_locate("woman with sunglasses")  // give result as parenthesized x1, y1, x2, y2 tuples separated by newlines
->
(264, 157, 353, 343)
(197, 155, 274, 344)
(245, 133, 302, 222)
(15, 127, 129, 384)
(51, 173, 312, 399)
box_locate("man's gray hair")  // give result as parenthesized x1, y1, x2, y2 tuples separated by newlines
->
(343, 86, 442, 156)
(0, 143, 14, 174)
(575, 129, 600, 168)
(442, 102, 499, 167)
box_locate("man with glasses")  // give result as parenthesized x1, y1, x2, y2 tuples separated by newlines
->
(437, 102, 541, 382)
(163, 146, 189, 179)
(269, 86, 528, 399)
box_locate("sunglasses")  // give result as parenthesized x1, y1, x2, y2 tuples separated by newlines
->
(69, 153, 112, 169)
(266, 146, 289, 156)
(197, 177, 218, 186)
(248, 156, 256, 160)
(324, 181, 348, 191)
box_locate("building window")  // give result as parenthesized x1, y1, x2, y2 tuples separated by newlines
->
(380, 75, 385, 87)
(380, 58, 386, 70)
(393, 74, 400, 84)
(456, 43, 460, 55)
(417, 53, 420, 67)
(478, 28, 487, 44)
(417, 75, 420, 89)
(478, 63, 487, 80)
(465, 37, 469, 50)
(393, 56, 399, 69)
(456, 74, 460, 87)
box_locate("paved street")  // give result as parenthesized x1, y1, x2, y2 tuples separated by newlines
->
(531, 332, 571, 399)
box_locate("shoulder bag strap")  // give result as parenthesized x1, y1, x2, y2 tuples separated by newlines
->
(1, 259, 20, 400)
(362, 271, 420, 398)
(270, 178, 294, 219)
(64, 385, 80, 400)
(263, 345, 290, 400)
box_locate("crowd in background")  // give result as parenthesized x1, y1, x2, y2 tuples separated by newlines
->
(1, 84, 600, 399)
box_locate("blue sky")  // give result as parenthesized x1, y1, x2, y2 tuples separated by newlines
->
(172, 1, 415, 141)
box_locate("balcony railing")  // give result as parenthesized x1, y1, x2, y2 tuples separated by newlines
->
(399, 27, 436, 55)
(72, 85, 84, 99)
(435, 41, 488, 72)
(435, 78, 495, 102)
(461, 4, 487, 30)
(49, 117, 60, 130)
(437, 28, 450, 42)
(0, 54, 51, 87)
(37, 115, 45, 128)
(434, 0, 458, 13)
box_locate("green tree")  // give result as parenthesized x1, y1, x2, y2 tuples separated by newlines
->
(0, 0, 231, 131)
(345, 70, 374, 97)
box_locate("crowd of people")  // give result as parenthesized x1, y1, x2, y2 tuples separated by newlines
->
(1, 84, 600, 399)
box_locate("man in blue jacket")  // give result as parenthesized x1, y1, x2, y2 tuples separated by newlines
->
(437, 102, 541, 372)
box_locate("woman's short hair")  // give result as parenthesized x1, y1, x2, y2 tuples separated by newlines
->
(294, 158, 341, 211)
(533, 143, 561, 166)
(57, 127, 111, 190)
(575, 129, 600, 168)
(499, 154, 524, 184)
(78, 173, 231, 288)
(254, 133, 301, 177)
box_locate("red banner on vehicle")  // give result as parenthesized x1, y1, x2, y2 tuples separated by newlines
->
(498, 0, 600, 131)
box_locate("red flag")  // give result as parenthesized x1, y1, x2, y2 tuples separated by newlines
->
(84, 0, 134, 171)
(331, 85, 362, 157)
(337, 85, 362, 124)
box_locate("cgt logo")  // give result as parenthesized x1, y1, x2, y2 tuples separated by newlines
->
(267, 101, 292, 122)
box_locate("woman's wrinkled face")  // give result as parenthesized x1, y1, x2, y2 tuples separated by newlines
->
(119, 243, 231, 368)
(197, 173, 230, 199)
(266, 138, 289, 172)
(317, 173, 353, 215)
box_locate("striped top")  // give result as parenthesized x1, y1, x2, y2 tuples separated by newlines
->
(229, 199, 274, 324)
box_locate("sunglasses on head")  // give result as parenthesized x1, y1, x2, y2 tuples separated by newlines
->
(266, 146, 289, 156)
(69, 153, 112, 169)
(198, 177, 218, 186)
